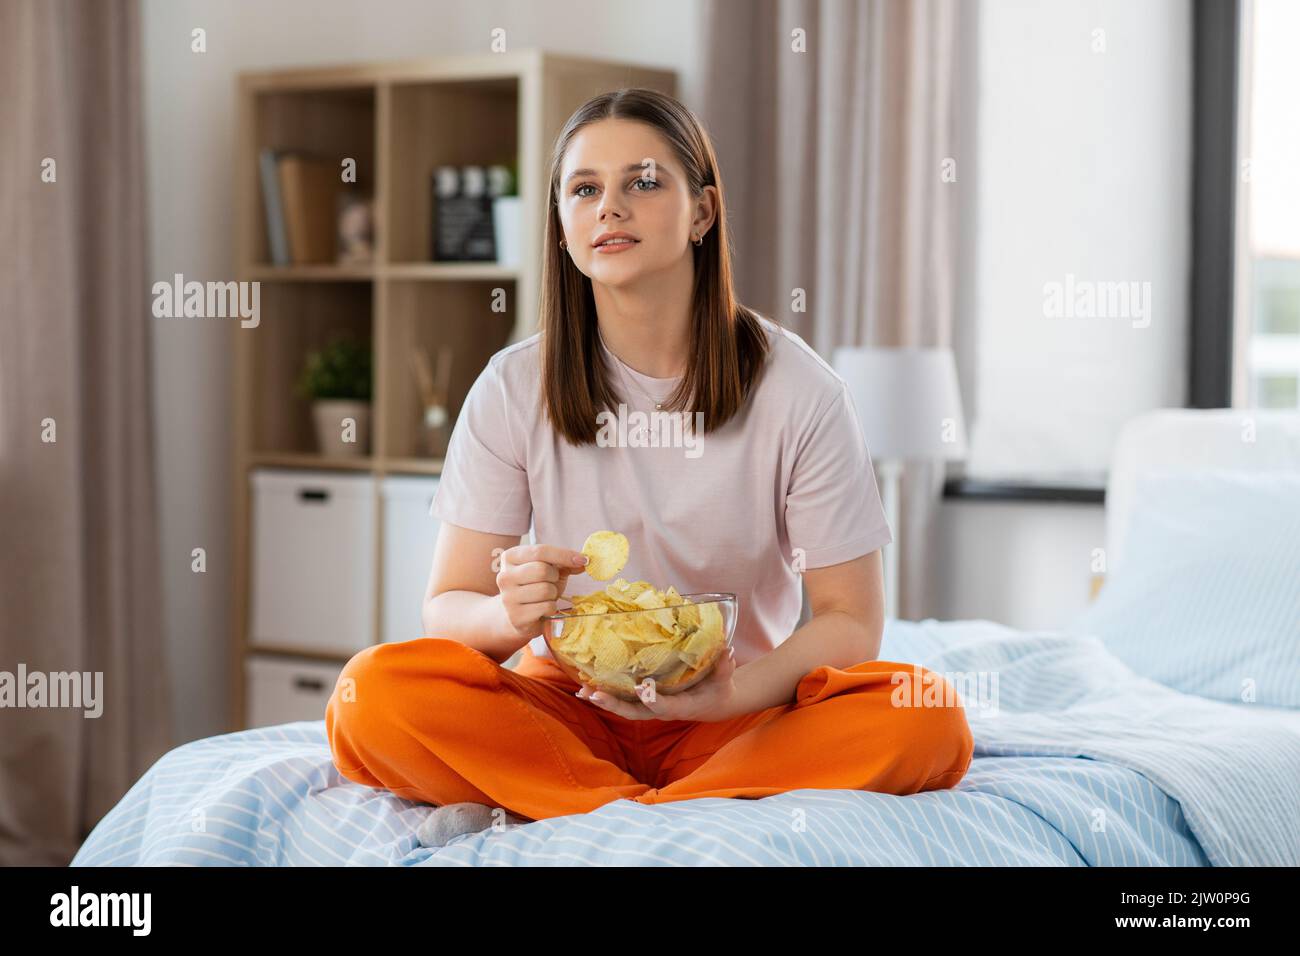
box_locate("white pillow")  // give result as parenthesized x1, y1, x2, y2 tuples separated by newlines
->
(1064, 470, 1300, 707)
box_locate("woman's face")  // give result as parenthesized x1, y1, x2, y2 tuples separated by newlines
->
(556, 118, 711, 289)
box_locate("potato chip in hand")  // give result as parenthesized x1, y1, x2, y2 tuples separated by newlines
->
(580, 530, 629, 581)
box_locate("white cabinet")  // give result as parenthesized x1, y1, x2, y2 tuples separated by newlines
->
(245, 655, 343, 728)
(380, 475, 441, 644)
(250, 469, 375, 655)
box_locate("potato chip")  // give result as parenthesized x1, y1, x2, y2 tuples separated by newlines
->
(633, 641, 677, 673)
(602, 578, 651, 607)
(632, 589, 666, 610)
(590, 629, 631, 671)
(601, 671, 638, 695)
(647, 657, 691, 687)
(650, 608, 679, 636)
(553, 615, 596, 664)
(630, 613, 673, 645)
(679, 622, 722, 668)
(696, 599, 723, 639)
(580, 531, 629, 581)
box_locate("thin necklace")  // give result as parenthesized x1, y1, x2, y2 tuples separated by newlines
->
(597, 328, 673, 410)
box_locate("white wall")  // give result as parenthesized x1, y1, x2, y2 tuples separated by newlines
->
(935, 500, 1104, 630)
(142, 0, 704, 744)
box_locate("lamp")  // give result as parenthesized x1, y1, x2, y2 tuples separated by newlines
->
(832, 347, 968, 619)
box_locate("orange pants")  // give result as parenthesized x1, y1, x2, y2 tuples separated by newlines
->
(325, 637, 974, 821)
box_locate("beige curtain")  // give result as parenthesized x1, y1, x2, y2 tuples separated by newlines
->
(0, 0, 170, 865)
(701, 0, 962, 620)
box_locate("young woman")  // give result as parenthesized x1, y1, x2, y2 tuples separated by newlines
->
(325, 89, 973, 832)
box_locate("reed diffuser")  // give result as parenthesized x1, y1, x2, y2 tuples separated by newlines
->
(410, 345, 453, 457)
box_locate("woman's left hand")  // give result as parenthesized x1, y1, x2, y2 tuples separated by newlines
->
(576, 647, 739, 722)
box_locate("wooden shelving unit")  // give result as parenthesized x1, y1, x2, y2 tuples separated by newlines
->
(230, 50, 676, 731)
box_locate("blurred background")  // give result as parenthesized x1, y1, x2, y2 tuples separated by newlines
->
(1, 0, 1296, 864)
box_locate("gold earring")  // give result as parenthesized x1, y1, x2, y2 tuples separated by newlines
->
(560, 239, 568, 249)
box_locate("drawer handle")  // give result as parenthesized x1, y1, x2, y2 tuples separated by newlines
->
(298, 488, 330, 503)
(293, 676, 325, 692)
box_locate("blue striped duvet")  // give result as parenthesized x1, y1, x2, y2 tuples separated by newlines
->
(71, 619, 1300, 866)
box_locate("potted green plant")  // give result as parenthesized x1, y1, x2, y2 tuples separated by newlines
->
(295, 333, 373, 457)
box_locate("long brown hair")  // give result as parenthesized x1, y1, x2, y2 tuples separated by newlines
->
(539, 87, 770, 445)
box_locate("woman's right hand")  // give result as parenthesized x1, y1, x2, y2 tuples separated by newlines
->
(496, 544, 589, 643)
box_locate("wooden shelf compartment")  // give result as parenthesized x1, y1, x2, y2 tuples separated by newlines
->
(245, 281, 374, 458)
(245, 84, 377, 269)
(378, 278, 514, 461)
(384, 77, 519, 265)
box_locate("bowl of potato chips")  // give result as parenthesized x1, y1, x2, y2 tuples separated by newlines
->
(542, 579, 737, 703)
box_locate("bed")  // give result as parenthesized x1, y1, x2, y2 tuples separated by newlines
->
(71, 409, 1300, 866)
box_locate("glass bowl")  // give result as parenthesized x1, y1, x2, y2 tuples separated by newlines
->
(542, 592, 737, 702)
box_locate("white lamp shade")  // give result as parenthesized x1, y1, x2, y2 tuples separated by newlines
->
(832, 347, 968, 461)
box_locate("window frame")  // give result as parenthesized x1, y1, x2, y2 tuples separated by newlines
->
(1189, 0, 1241, 410)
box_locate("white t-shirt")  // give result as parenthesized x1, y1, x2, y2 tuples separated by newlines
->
(429, 314, 892, 666)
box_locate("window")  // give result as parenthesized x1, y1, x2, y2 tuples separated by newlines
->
(1233, 0, 1300, 410)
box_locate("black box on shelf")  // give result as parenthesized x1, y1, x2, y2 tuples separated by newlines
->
(431, 165, 496, 261)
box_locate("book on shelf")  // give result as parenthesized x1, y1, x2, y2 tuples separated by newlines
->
(277, 155, 341, 264)
(259, 150, 341, 265)
(258, 148, 290, 266)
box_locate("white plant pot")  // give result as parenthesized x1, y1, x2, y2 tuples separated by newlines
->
(492, 195, 521, 268)
(312, 400, 371, 457)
